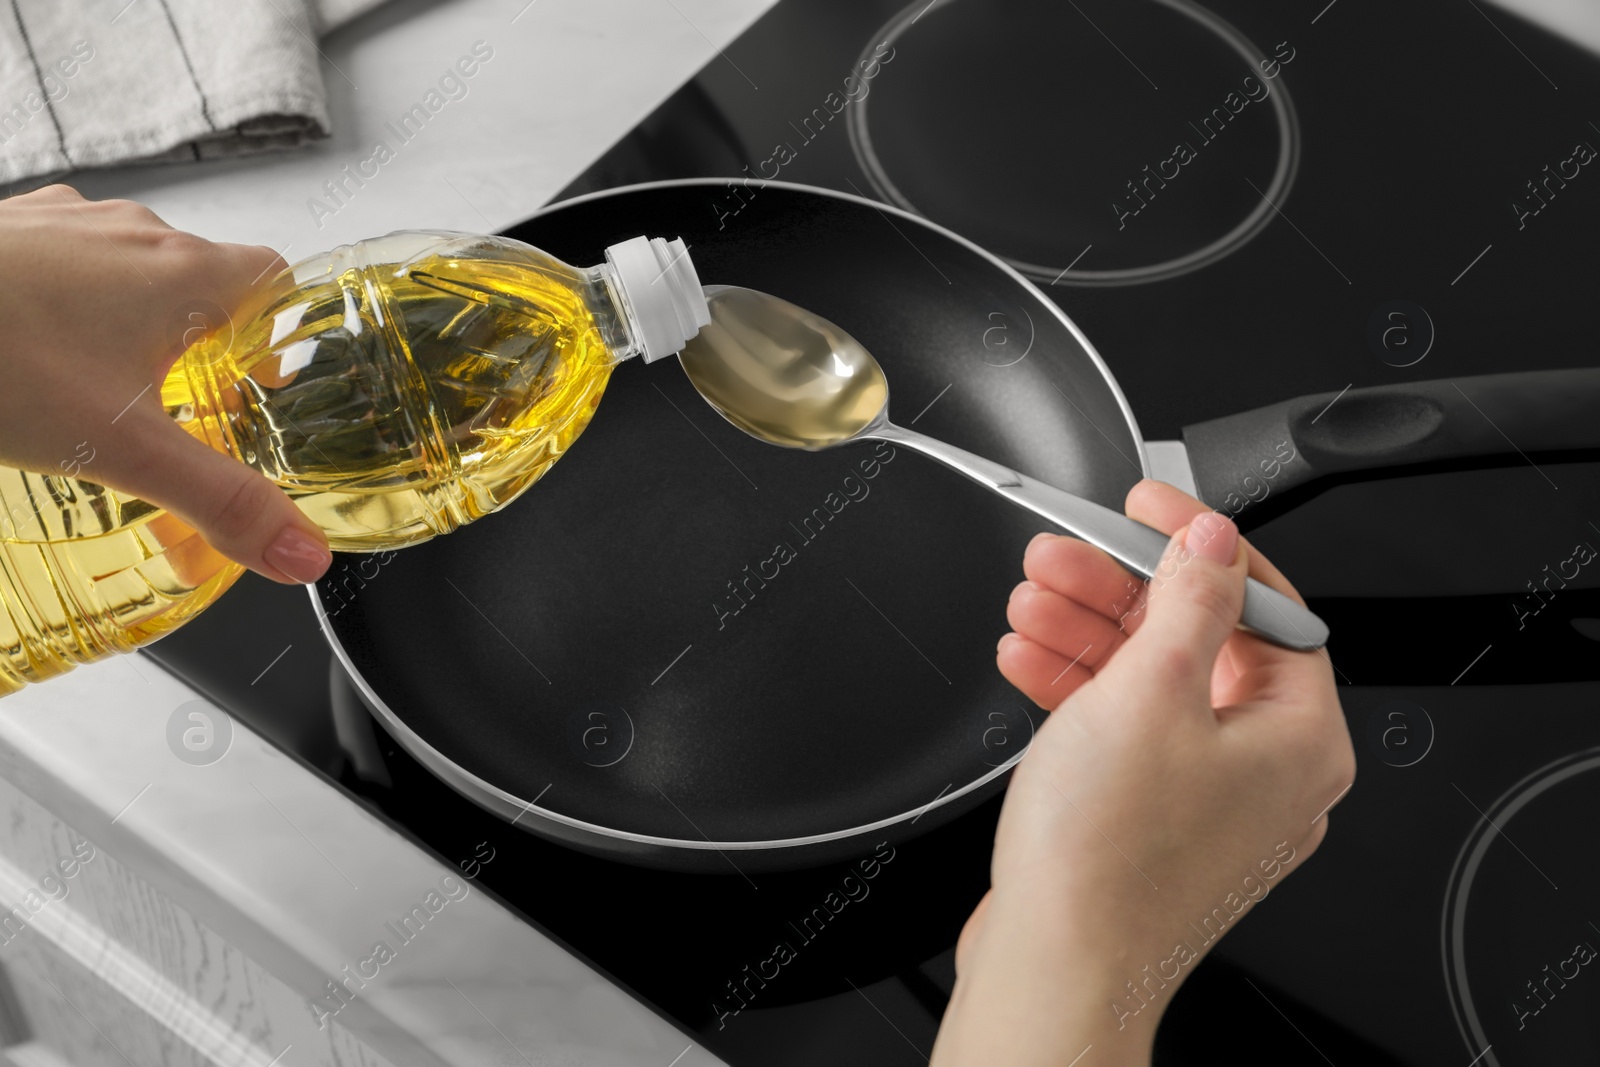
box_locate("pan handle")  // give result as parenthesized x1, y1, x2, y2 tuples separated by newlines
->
(1181, 368, 1600, 518)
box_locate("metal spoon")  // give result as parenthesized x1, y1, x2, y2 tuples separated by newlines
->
(677, 286, 1329, 651)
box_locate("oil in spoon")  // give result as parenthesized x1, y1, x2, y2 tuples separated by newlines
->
(677, 287, 888, 450)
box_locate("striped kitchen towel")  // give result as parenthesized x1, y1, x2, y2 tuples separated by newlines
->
(0, 0, 387, 186)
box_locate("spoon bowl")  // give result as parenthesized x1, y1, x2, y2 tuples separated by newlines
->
(677, 285, 891, 449)
(677, 286, 1329, 651)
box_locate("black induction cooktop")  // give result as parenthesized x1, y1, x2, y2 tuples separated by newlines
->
(146, 2, 1600, 1064)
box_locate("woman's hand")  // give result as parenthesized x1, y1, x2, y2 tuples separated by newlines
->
(933, 480, 1354, 1066)
(0, 185, 330, 584)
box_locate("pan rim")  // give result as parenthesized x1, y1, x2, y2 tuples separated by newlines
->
(310, 176, 1151, 852)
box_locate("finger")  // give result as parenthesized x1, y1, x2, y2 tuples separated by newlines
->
(1129, 479, 1336, 689)
(1006, 581, 1126, 669)
(1023, 532, 1146, 626)
(1126, 479, 1302, 603)
(997, 632, 1097, 711)
(98, 410, 330, 585)
(1101, 512, 1247, 706)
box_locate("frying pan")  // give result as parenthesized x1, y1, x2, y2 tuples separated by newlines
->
(315, 179, 1600, 872)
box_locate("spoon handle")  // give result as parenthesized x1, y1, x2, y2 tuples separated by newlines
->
(872, 424, 1329, 651)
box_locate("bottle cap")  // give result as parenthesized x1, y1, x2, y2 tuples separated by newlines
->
(604, 236, 711, 362)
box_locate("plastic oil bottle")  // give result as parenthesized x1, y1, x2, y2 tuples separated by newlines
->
(0, 232, 709, 694)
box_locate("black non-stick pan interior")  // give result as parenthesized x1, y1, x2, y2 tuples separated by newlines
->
(319, 181, 1146, 845)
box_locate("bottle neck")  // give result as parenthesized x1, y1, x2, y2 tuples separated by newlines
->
(591, 262, 648, 363)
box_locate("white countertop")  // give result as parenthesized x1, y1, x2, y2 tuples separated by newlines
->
(5, 1, 775, 1064)
(68, 0, 775, 250)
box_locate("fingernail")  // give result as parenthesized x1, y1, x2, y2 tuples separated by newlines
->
(1184, 511, 1238, 565)
(1028, 532, 1053, 549)
(1010, 580, 1042, 600)
(997, 632, 1015, 652)
(264, 527, 331, 583)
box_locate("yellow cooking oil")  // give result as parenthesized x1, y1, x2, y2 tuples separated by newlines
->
(0, 231, 709, 694)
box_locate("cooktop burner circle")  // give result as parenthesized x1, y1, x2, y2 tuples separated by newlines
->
(847, 0, 1302, 287)
(1442, 749, 1600, 1067)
